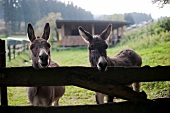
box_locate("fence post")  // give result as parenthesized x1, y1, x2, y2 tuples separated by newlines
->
(8, 45, 11, 61)
(0, 39, 8, 106)
(23, 43, 26, 52)
(27, 42, 29, 50)
(13, 45, 15, 59)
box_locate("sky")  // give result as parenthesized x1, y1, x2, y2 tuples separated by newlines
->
(60, 0, 170, 19)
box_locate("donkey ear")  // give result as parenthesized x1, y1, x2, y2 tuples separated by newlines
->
(42, 23, 50, 41)
(78, 26, 93, 43)
(100, 24, 112, 41)
(27, 23, 36, 42)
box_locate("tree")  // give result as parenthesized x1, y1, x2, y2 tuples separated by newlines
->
(152, 0, 170, 7)
(0, 0, 23, 35)
(124, 13, 135, 25)
(0, 3, 3, 19)
(21, 0, 40, 26)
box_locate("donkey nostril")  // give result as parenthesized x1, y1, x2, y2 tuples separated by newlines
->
(99, 62, 103, 68)
(99, 62, 107, 69)
(39, 55, 42, 59)
(104, 62, 107, 68)
(39, 54, 48, 60)
(41, 63, 48, 67)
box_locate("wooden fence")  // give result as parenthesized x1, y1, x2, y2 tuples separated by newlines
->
(0, 66, 170, 113)
(0, 39, 170, 113)
(7, 37, 29, 61)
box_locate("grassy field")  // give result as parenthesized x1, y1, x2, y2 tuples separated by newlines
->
(3, 19, 170, 106)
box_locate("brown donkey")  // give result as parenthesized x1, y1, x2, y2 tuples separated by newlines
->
(27, 23, 65, 106)
(78, 24, 142, 104)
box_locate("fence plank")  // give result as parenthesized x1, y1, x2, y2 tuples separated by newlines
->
(7, 42, 29, 61)
(0, 66, 169, 103)
(0, 98, 170, 113)
(0, 66, 169, 86)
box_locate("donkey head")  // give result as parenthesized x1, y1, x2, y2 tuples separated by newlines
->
(27, 23, 51, 69)
(78, 24, 112, 71)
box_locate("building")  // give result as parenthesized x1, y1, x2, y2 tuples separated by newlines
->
(55, 20, 130, 47)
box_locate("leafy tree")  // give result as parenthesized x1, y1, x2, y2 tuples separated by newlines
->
(0, 3, 3, 19)
(0, 0, 23, 35)
(152, 0, 170, 7)
(21, 0, 40, 26)
(157, 17, 170, 31)
(130, 12, 152, 24)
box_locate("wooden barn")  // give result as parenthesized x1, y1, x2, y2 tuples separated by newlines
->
(55, 20, 130, 47)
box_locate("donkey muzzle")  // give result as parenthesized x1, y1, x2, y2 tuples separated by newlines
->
(38, 51, 50, 68)
(97, 56, 108, 72)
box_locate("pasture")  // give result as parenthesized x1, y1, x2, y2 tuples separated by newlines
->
(3, 19, 170, 106)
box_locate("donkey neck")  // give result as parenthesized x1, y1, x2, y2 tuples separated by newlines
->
(106, 56, 115, 66)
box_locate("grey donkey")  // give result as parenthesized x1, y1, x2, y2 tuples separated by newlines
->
(78, 24, 142, 104)
(27, 23, 65, 106)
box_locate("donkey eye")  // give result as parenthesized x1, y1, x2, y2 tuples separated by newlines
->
(89, 45, 95, 50)
(89, 47, 94, 50)
(48, 51, 50, 55)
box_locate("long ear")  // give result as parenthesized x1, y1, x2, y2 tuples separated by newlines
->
(78, 26, 93, 43)
(27, 23, 36, 42)
(42, 23, 50, 41)
(100, 24, 112, 40)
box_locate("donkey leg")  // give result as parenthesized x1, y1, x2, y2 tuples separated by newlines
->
(54, 98, 60, 106)
(133, 82, 141, 92)
(96, 92, 105, 104)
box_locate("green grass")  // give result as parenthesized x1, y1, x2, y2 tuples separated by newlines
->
(139, 42, 170, 66)
(51, 48, 89, 67)
(6, 51, 31, 67)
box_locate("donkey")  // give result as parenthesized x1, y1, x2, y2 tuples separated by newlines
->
(78, 24, 142, 104)
(26, 23, 65, 106)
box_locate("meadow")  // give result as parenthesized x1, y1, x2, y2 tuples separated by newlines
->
(3, 18, 170, 106)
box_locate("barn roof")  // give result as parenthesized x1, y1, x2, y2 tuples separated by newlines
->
(56, 20, 130, 29)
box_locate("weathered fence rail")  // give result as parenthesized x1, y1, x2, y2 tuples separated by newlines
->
(7, 43, 29, 61)
(0, 66, 170, 113)
(0, 98, 169, 113)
